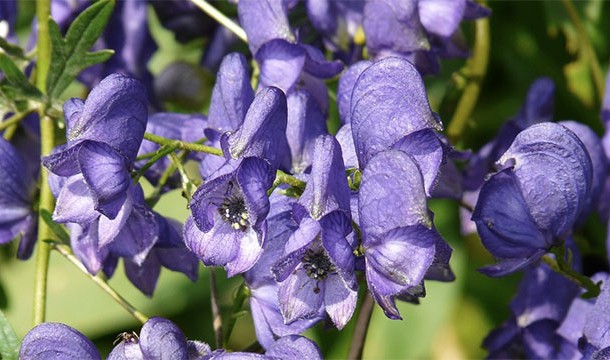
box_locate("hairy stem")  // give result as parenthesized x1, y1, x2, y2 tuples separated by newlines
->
(53, 243, 149, 323)
(347, 292, 375, 360)
(190, 0, 248, 43)
(447, 16, 490, 143)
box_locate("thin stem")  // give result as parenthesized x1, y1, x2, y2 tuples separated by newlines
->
(542, 244, 600, 298)
(275, 170, 306, 190)
(144, 132, 223, 157)
(169, 152, 199, 201)
(447, 16, 490, 143)
(347, 292, 375, 360)
(0, 110, 33, 132)
(35, 0, 51, 93)
(53, 243, 149, 324)
(224, 283, 249, 347)
(133, 144, 177, 183)
(190, 0, 248, 43)
(209, 268, 224, 349)
(561, 0, 605, 103)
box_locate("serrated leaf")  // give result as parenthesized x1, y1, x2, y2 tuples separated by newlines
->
(40, 209, 70, 245)
(0, 309, 20, 360)
(0, 53, 43, 101)
(46, 0, 115, 99)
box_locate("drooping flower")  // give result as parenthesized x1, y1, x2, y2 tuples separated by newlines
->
(0, 138, 37, 259)
(362, 0, 490, 75)
(358, 149, 451, 319)
(473, 122, 593, 276)
(42, 73, 147, 220)
(273, 135, 357, 329)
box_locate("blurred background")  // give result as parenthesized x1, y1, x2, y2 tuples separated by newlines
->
(1, 0, 609, 358)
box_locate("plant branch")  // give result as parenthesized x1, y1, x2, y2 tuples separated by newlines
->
(190, 0, 248, 43)
(543, 244, 601, 298)
(52, 243, 149, 324)
(447, 16, 490, 143)
(209, 268, 224, 349)
(224, 282, 249, 347)
(347, 291, 375, 360)
(144, 132, 223, 157)
(561, 0, 605, 103)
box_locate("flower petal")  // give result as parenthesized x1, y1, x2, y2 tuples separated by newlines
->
(78, 141, 131, 219)
(237, 0, 294, 54)
(256, 39, 307, 94)
(323, 275, 357, 329)
(350, 57, 440, 167)
(139, 317, 188, 359)
(358, 149, 430, 240)
(337, 61, 372, 124)
(265, 335, 323, 360)
(278, 269, 324, 324)
(418, 0, 465, 37)
(183, 216, 240, 267)
(208, 53, 254, 132)
(20, 322, 101, 360)
(53, 175, 98, 224)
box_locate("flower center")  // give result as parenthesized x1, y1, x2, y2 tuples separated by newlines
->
(302, 248, 336, 283)
(218, 194, 249, 231)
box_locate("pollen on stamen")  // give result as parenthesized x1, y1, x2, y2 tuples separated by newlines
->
(302, 248, 336, 288)
(218, 193, 250, 232)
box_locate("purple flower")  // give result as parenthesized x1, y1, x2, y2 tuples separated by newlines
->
(245, 193, 320, 348)
(185, 157, 275, 276)
(205, 335, 323, 360)
(362, 0, 490, 75)
(0, 138, 37, 259)
(42, 73, 147, 220)
(237, 0, 295, 56)
(273, 135, 357, 329)
(349, 57, 445, 195)
(19, 322, 101, 360)
(358, 149, 450, 319)
(484, 263, 581, 359)
(473, 122, 593, 276)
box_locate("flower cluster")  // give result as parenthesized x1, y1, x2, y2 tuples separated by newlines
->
(2, 0, 610, 358)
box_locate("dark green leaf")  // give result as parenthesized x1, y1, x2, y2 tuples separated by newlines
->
(0, 309, 19, 360)
(0, 53, 43, 101)
(0, 37, 27, 60)
(46, 0, 115, 99)
(40, 209, 70, 245)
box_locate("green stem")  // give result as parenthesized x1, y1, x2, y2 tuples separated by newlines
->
(144, 132, 223, 157)
(133, 144, 177, 183)
(32, 0, 54, 326)
(224, 282, 249, 347)
(32, 113, 55, 326)
(542, 244, 601, 298)
(447, 16, 490, 143)
(209, 268, 223, 349)
(275, 170, 306, 189)
(35, 0, 51, 93)
(190, 0, 248, 43)
(561, 0, 605, 103)
(52, 243, 149, 324)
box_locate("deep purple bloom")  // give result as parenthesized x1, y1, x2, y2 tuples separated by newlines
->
(185, 157, 275, 276)
(273, 135, 357, 329)
(237, 0, 295, 56)
(362, 0, 490, 75)
(245, 193, 320, 348)
(19, 322, 101, 360)
(484, 263, 581, 359)
(461, 78, 556, 235)
(205, 335, 323, 360)
(0, 138, 37, 259)
(358, 149, 450, 319)
(348, 57, 445, 195)
(42, 73, 147, 220)
(473, 122, 593, 276)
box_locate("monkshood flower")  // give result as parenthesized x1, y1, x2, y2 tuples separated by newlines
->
(20, 322, 101, 360)
(42, 73, 147, 220)
(472, 122, 593, 276)
(185, 157, 275, 277)
(484, 263, 581, 359)
(206, 335, 323, 360)
(362, 0, 490, 75)
(306, 0, 365, 62)
(348, 57, 445, 195)
(273, 135, 357, 329)
(237, 0, 296, 56)
(136, 112, 207, 191)
(557, 273, 610, 359)
(358, 149, 452, 319)
(461, 77, 556, 235)
(245, 193, 321, 348)
(0, 138, 38, 259)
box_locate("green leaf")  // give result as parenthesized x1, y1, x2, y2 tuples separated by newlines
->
(39, 209, 70, 245)
(0, 38, 27, 60)
(0, 309, 20, 360)
(46, 0, 115, 99)
(0, 53, 44, 101)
